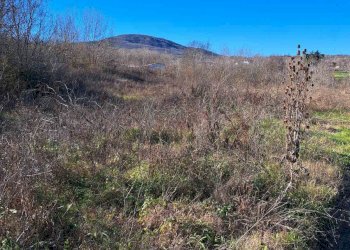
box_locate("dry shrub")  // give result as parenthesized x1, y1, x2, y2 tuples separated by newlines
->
(311, 85, 350, 111)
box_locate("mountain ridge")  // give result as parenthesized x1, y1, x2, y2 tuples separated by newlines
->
(100, 34, 218, 56)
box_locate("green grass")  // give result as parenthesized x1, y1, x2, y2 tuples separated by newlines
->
(333, 71, 350, 80)
(330, 128, 350, 145)
(313, 110, 350, 123)
(257, 118, 286, 156)
(304, 111, 350, 166)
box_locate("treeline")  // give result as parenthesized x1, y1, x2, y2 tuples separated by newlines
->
(0, 0, 111, 99)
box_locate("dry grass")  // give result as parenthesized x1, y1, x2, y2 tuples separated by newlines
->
(0, 43, 349, 249)
(312, 86, 350, 111)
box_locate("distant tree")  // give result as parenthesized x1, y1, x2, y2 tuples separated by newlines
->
(186, 40, 215, 59)
(53, 13, 79, 43)
(82, 8, 109, 42)
(188, 40, 211, 51)
(306, 50, 325, 63)
(81, 9, 110, 64)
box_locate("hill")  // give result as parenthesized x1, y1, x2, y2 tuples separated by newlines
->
(100, 34, 218, 56)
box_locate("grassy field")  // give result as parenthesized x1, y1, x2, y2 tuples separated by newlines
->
(1, 47, 350, 249)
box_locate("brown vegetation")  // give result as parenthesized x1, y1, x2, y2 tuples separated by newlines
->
(1, 1, 350, 249)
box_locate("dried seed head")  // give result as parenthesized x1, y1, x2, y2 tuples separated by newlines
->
(284, 45, 313, 163)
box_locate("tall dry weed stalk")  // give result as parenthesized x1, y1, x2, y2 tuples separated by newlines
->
(284, 45, 313, 163)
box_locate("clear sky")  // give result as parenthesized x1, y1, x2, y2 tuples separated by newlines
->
(48, 0, 350, 55)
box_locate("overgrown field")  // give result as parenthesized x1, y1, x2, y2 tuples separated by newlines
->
(1, 49, 350, 249)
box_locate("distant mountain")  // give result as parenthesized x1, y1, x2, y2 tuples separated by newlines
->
(100, 34, 218, 56)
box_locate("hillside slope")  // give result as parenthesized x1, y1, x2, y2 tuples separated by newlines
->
(100, 34, 217, 56)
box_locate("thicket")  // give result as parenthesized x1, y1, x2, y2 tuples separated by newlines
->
(0, 0, 110, 101)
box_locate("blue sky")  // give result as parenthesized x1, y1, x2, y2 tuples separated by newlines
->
(48, 0, 350, 55)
